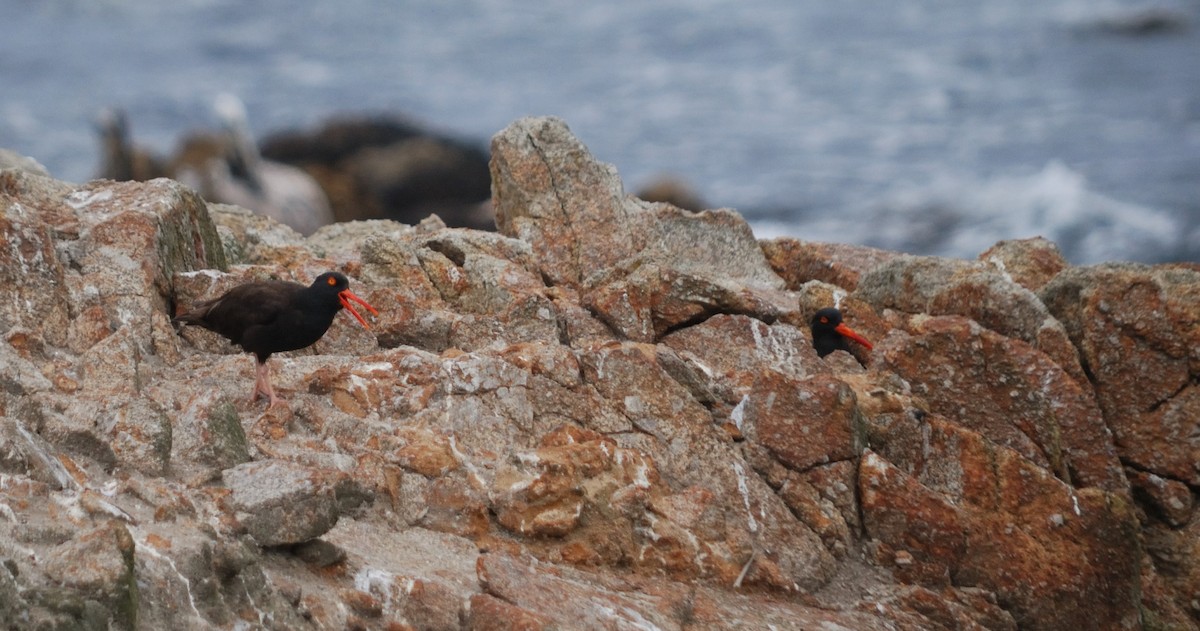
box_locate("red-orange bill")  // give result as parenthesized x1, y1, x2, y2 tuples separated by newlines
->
(339, 290, 379, 329)
(835, 322, 873, 350)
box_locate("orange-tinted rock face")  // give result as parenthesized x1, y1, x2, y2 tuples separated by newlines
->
(876, 314, 1126, 493)
(762, 237, 902, 291)
(978, 236, 1068, 292)
(1042, 264, 1200, 486)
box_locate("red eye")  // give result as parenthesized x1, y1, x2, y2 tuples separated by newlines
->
(327, 277, 337, 286)
(819, 316, 828, 324)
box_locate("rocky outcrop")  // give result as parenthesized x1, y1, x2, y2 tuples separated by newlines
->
(1, 117, 1198, 629)
(491, 117, 794, 342)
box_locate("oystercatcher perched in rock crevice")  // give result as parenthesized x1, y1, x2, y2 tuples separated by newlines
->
(809, 307, 873, 359)
(173, 271, 378, 408)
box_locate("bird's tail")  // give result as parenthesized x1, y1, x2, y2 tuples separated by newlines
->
(170, 303, 210, 329)
(170, 292, 225, 333)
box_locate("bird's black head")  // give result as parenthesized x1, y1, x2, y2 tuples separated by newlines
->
(810, 307, 873, 358)
(811, 307, 844, 332)
(310, 271, 378, 329)
(312, 271, 351, 294)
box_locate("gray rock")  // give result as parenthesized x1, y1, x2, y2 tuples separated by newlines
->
(41, 521, 138, 629)
(1, 416, 78, 490)
(99, 397, 173, 476)
(0, 171, 74, 347)
(222, 459, 340, 546)
(171, 390, 250, 476)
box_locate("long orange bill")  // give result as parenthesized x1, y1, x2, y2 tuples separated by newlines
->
(835, 322, 873, 350)
(339, 290, 379, 329)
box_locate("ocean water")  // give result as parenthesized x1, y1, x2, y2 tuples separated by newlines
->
(2, 0, 1199, 263)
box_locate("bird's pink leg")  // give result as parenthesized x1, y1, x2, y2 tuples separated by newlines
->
(251, 362, 267, 403)
(253, 360, 282, 408)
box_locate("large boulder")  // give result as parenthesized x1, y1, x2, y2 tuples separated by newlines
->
(855, 253, 1087, 385)
(222, 459, 343, 546)
(491, 116, 795, 341)
(1041, 263, 1200, 487)
(761, 237, 902, 291)
(875, 314, 1126, 494)
(861, 418, 1141, 630)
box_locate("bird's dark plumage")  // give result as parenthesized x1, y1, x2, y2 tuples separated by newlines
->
(810, 307, 873, 359)
(173, 271, 377, 406)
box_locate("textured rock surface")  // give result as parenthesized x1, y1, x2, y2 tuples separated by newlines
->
(854, 253, 1088, 385)
(223, 459, 342, 546)
(1041, 264, 1200, 486)
(1, 119, 1198, 629)
(491, 116, 795, 341)
(762, 237, 903, 291)
(978, 236, 1069, 292)
(875, 314, 1126, 493)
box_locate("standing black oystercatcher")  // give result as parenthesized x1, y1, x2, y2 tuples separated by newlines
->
(810, 307, 873, 358)
(173, 271, 378, 408)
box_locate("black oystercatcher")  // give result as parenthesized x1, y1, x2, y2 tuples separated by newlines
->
(810, 307, 873, 358)
(173, 271, 378, 407)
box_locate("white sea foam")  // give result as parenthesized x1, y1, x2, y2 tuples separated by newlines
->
(773, 161, 1182, 264)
